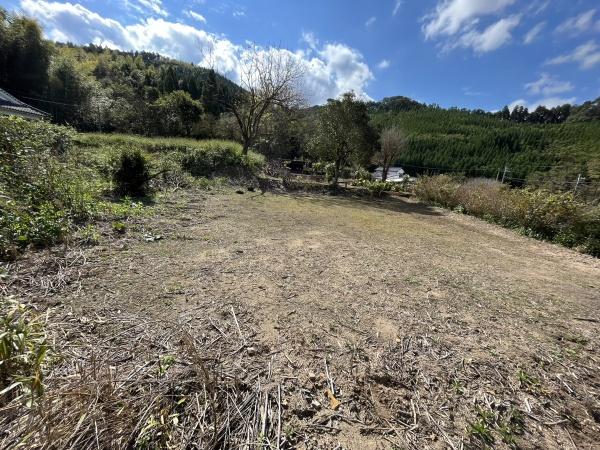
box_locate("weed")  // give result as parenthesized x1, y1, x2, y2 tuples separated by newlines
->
(79, 224, 101, 245)
(498, 409, 525, 445)
(451, 378, 465, 395)
(112, 221, 127, 234)
(517, 369, 539, 388)
(0, 297, 49, 407)
(158, 355, 175, 377)
(469, 418, 495, 446)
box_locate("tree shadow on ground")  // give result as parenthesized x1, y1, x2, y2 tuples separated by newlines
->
(275, 191, 444, 217)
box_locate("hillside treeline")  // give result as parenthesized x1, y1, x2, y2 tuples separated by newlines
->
(1, 7, 599, 186)
(0, 8, 238, 137)
(370, 107, 600, 185)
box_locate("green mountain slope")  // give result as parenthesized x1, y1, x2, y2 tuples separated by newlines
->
(369, 104, 600, 185)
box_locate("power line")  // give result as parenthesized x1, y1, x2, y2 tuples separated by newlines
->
(17, 95, 80, 107)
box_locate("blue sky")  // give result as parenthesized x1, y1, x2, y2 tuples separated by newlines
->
(5, 0, 600, 109)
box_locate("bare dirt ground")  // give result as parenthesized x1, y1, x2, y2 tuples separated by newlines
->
(3, 187, 600, 449)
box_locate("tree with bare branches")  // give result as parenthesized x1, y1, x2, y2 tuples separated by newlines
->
(375, 126, 407, 181)
(227, 47, 305, 155)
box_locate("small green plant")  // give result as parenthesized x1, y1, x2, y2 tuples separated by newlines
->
(469, 419, 495, 446)
(158, 355, 175, 377)
(113, 148, 151, 197)
(112, 221, 127, 234)
(79, 223, 101, 245)
(0, 297, 49, 407)
(497, 409, 525, 445)
(517, 369, 539, 388)
(451, 378, 465, 395)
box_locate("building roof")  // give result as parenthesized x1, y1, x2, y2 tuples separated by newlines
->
(0, 88, 49, 120)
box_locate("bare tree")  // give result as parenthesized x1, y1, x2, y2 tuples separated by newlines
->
(229, 47, 305, 155)
(376, 126, 407, 181)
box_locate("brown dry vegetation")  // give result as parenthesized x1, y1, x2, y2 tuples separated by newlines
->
(2, 187, 600, 449)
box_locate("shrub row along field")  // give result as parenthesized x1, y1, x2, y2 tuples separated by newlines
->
(414, 175, 600, 256)
(0, 117, 263, 260)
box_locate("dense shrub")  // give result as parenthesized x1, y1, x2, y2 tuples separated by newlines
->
(414, 175, 600, 256)
(180, 140, 264, 177)
(112, 148, 151, 196)
(354, 167, 372, 181)
(77, 134, 264, 178)
(0, 116, 100, 258)
(353, 179, 407, 196)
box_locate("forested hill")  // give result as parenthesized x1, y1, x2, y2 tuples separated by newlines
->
(367, 96, 600, 186)
(0, 8, 238, 136)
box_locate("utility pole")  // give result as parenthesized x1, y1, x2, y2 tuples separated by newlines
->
(501, 165, 509, 183)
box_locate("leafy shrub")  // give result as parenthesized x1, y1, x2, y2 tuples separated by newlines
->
(180, 140, 263, 177)
(324, 163, 336, 182)
(112, 148, 151, 196)
(0, 116, 100, 258)
(0, 297, 48, 407)
(414, 175, 600, 257)
(353, 179, 405, 196)
(354, 167, 372, 181)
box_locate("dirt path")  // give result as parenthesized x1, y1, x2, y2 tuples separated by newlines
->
(6, 189, 600, 449)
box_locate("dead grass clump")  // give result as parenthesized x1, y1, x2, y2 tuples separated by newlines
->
(0, 307, 289, 449)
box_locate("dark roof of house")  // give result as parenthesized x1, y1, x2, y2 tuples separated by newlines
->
(0, 88, 49, 119)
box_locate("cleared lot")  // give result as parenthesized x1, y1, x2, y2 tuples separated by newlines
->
(4, 189, 600, 449)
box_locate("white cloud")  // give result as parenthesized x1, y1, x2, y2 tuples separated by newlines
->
(546, 41, 600, 70)
(232, 10, 246, 18)
(377, 59, 391, 69)
(302, 31, 319, 49)
(525, 73, 574, 96)
(455, 15, 520, 53)
(20, 0, 373, 105)
(532, 96, 577, 109)
(393, 0, 403, 16)
(556, 9, 600, 35)
(423, 0, 520, 53)
(462, 86, 483, 96)
(423, 0, 516, 39)
(185, 10, 207, 24)
(307, 43, 373, 102)
(523, 21, 545, 44)
(123, 0, 168, 17)
(365, 16, 376, 27)
(510, 96, 577, 111)
(508, 98, 527, 111)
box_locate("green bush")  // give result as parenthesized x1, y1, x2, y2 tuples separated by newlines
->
(0, 116, 100, 258)
(180, 140, 263, 177)
(414, 175, 600, 257)
(112, 148, 151, 196)
(354, 167, 372, 181)
(353, 179, 405, 196)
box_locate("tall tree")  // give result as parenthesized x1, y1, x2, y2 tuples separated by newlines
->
(309, 92, 376, 188)
(226, 47, 304, 154)
(152, 90, 203, 136)
(375, 126, 407, 181)
(0, 10, 51, 96)
(47, 56, 90, 125)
